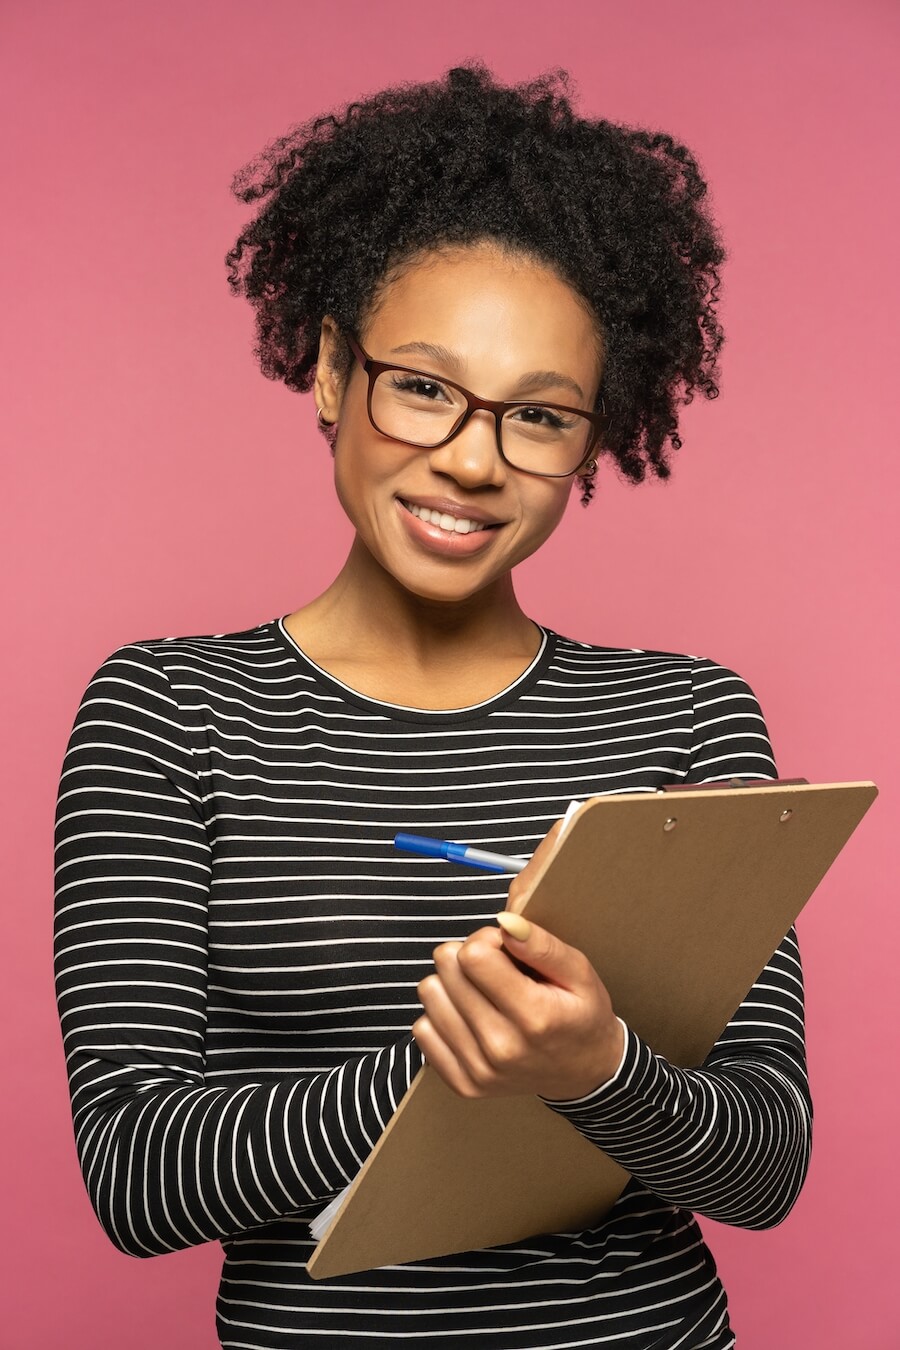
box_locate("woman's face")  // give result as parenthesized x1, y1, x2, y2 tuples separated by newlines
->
(319, 241, 604, 607)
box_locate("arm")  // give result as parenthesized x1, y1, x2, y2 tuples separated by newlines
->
(553, 658, 814, 1231)
(542, 926, 811, 1229)
(54, 645, 422, 1259)
(416, 659, 812, 1230)
(542, 659, 812, 1229)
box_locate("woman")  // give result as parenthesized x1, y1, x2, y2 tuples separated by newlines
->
(54, 65, 812, 1349)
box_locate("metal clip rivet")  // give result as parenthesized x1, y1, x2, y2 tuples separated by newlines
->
(780, 809, 793, 822)
(663, 817, 677, 832)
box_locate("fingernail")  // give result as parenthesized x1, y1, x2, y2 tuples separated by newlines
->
(496, 911, 531, 942)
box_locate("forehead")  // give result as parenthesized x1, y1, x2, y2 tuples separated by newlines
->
(362, 242, 603, 393)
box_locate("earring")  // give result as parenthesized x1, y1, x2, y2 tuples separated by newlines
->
(316, 407, 331, 427)
(582, 458, 598, 476)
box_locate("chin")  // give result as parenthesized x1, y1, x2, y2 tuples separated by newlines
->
(398, 575, 489, 605)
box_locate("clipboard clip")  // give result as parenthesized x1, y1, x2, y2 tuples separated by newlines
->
(659, 777, 809, 792)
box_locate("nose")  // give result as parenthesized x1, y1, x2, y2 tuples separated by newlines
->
(425, 409, 507, 490)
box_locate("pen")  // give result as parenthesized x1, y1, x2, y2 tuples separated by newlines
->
(393, 832, 529, 874)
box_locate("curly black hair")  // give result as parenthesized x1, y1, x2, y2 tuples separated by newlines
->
(225, 63, 726, 501)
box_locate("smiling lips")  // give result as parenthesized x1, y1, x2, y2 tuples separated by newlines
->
(401, 500, 488, 535)
(397, 497, 503, 555)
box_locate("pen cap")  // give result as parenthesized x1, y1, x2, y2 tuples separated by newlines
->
(394, 833, 446, 859)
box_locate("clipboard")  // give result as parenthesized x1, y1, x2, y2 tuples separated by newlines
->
(307, 779, 877, 1279)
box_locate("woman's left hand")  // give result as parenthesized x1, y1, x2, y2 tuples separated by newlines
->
(413, 824, 624, 1102)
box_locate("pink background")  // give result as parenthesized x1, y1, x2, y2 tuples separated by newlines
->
(3, 2, 897, 1345)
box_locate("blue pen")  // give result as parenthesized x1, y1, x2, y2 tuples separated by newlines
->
(394, 832, 529, 874)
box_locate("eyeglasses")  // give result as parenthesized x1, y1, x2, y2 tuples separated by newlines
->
(345, 332, 606, 478)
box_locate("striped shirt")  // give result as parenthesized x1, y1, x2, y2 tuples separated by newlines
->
(53, 618, 812, 1349)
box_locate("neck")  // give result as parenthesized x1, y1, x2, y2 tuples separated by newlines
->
(289, 536, 539, 676)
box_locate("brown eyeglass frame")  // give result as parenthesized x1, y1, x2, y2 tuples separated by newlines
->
(345, 332, 607, 478)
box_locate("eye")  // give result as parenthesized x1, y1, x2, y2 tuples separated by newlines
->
(512, 405, 570, 429)
(388, 373, 452, 403)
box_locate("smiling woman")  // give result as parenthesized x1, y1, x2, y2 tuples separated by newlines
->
(290, 242, 605, 700)
(53, 63, 811, 1350)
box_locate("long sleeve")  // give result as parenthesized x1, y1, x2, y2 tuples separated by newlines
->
(543, 658, 813, 1230)
(53, 645, 423, 1259)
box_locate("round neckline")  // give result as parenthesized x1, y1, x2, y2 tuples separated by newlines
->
(269, 616, 557, 723)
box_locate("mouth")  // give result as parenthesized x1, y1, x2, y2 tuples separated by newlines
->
(398, 499, 501, 536)
(395, 497, 504, 557)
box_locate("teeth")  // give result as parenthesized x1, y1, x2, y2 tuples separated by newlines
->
(403, 501, 487, 534)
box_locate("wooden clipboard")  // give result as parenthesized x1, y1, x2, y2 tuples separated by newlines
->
(307, 780, 877, 1279)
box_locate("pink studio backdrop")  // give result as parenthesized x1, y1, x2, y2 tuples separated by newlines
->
(3, 2, 897, 1346)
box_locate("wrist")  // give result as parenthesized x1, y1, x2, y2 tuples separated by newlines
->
(545, 1016, 627, 1103)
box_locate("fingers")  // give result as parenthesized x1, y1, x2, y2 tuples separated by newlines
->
(417, 936, 524, 1072)
(417, 943, 495, 1069)
(421, 928, 575, 1062)
(411, 1015, 482, 1098)
(481, 916, 591, 996)
(415, 922, 621, 1102)
(414, 943, 510, 1099)
(423, 922, 590, 1030)
(413, 812, 615, 1102)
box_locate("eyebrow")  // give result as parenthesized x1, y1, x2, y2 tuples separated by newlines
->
(389, 341, 587, 404)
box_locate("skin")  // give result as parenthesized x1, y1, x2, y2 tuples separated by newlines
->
(416, 820, 626, 1101)
(286, 240, 626, 1102)
(289, 240, 601, 707)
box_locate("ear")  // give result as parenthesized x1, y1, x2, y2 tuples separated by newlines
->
(313, 316, 347, 425)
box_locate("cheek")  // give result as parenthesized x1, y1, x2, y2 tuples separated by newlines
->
(332, 461, 355, 528)
(331, 411, 379, 499)
(525, 482, 575, 543)
(501, 483, 573, 571)
(331, 423, 411, 532)
(330, 434, 355, 524)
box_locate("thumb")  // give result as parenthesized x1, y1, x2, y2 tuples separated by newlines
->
(495, 911, 575, 986)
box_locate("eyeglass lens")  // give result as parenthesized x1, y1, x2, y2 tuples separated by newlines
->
(371, 369, 594, 474)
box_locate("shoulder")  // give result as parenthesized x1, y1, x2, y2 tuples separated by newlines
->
(83, 618, 283, 696)
(68, 619, 293, 751)
(548, 630, 758, 686)
(550, 630, 693, 668)
(550, 631, 757, 684)
(545, 631, 769, 736)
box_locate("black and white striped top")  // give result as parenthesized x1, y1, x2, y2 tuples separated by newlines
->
(53, 618, 812, 1349)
